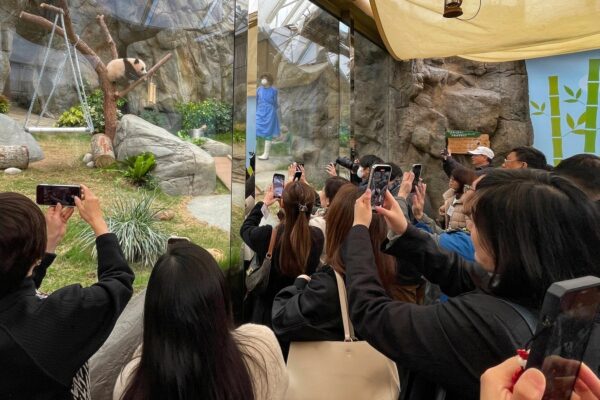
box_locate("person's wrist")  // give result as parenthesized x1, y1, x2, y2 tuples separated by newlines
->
(46, 237, 61, 253)
(413, 211, 423, 220)
(91, 219, 109, 236)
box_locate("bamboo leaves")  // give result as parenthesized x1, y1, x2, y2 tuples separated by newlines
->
(530, 101, 547, 116)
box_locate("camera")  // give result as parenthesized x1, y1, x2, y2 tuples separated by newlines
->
(334, 157, 359, 173)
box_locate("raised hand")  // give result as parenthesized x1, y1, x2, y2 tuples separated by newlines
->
(397, 171, 415, 199)
(45, 203, 75, 253)
(412, 182, 427, 220)
(74, 185, 109, 237)
(326, 163, 338, 177)
(375, 189, 408, 236)
(263, 184, 278, 206)
(353, 189, 373, 228)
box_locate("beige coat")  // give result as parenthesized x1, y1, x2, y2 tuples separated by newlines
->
(113, 324, 288, 400)
(440, 189, 468, 230)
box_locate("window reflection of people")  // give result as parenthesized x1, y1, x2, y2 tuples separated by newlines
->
(256, 73, 280, 161)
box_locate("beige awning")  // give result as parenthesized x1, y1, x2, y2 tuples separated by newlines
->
(370, 0, 600, 62)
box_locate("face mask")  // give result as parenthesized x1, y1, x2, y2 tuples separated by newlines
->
(261, 79, 268, 86)
(356, 167, 364, 179)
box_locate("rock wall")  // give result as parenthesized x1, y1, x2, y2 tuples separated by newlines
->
(387, 57, 533, 205)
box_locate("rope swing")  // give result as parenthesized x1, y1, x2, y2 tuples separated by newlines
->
(24, 10, 94, 134)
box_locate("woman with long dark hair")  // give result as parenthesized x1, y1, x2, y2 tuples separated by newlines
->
(241, 181, 324, 326)
(114, 243, 287, 400)
(272, 184, 401, 343)
(344, 169, 600, 400)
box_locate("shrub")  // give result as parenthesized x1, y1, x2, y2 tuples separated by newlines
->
(176, 98, 232, 136)
(77, 192, 168, 267)
(56, 89, 127, 133)
(56, 106, 85, 127)
(0, 95, 10, 114)
(140, 109, 168, 128)
(120, 152, 157, 188)
(177, 131, 207, 146)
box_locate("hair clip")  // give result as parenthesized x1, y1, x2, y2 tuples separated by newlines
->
(298, 203, 308, 213)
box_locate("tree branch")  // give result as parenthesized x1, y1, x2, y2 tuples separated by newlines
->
(115, 53, 173, 99)
(20, 11, 105, 71)
(96, 15, 118, 60)
(40, 4, 64, 14)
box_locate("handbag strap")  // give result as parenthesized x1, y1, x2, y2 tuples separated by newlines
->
(265, 225, 279, 260)
(334, 270, 356, 341)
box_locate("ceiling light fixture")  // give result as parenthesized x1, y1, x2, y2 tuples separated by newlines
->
(443, 0, 463, 18)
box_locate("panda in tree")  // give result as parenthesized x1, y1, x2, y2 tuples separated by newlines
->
(106, 58, 147, 87)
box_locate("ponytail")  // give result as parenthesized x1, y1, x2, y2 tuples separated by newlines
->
(278, 182, 315, 276)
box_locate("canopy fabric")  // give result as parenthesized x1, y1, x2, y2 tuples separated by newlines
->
(370, 0, 600, 62)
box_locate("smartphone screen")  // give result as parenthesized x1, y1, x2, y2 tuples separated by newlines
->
(411, 164, 422, 193)
(273, 173, 285, 198)
(368, 164, 392, 209)
(36, 184, 81, 207)
(526, 277, 600, 400)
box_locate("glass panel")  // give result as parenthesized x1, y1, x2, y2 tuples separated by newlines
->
(353, 31, 390, 161)
(229, 0, 251, 322)
(2, 0, 235, 290)
(255, 0, 340, 191)
(337, 19, 353, 180)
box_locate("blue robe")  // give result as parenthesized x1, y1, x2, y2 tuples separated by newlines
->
(256, 86, 280, 138)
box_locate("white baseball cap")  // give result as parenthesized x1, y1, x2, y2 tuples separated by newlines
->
(468, 146, 494, 159)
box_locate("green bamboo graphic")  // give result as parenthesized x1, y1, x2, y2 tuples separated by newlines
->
(549, 76, 563, 165)
(581, 59, 599, 153)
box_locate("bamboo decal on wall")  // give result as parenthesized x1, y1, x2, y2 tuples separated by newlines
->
(548, 76, 563, 165)
(582, 59, 599, 154)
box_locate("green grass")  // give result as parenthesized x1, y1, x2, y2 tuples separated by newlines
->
(1, 134, 233, 294)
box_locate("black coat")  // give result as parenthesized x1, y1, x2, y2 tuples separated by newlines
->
(0, 233, 134, 399)
(272, 265, 344, 343)
(241, 202, 324, 327)
(342, 225, 534, 400)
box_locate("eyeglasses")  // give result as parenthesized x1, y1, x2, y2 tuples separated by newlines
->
(503, 158, 524, 165)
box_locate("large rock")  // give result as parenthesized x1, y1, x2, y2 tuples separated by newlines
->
(200, 137, 231, 157)
(0, 114, 44, 161)
(387, 57, 533, 206)
(114, 114, 215, 196)
(125, 26, 234, 115)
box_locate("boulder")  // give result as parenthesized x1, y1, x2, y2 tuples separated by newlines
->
(82, 153, 93, 163)
(4, 167, 22, 175)
(200, 138, 231, 157)
(0, 114, 44, 161)
(114, 115, 215, 196)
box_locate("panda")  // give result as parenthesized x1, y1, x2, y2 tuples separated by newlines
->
(106, 58, 147, 84)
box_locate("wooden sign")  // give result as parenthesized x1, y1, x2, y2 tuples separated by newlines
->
(446, 130, 490, 154)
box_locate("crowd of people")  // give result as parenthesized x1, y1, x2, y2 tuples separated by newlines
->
(0, 146, 599, 400)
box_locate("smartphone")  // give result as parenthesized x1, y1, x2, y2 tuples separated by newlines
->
(36, 184, 81, 207)
(526, 276, 600, 400)
(411, 164, 422, 193)
(294, 163, 304, 181)
(167, 236, 191, 252)
(367, 164, 392, 209)
(273, 173, 285, 198)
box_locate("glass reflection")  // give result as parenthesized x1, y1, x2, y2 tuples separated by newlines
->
(254, 0, 341, 190)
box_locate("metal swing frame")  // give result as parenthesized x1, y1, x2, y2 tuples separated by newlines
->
(24, 11, 94, 134)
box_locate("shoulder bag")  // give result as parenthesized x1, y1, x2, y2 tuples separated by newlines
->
(286, 270, 401, 400)
(245, 225, 278, 294)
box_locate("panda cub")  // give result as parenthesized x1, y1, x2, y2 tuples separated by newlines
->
(106, 58, 147, 85)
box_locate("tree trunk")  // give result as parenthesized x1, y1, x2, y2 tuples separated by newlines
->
(0, 145, 29, 169)
(91, 133, 116, 168)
